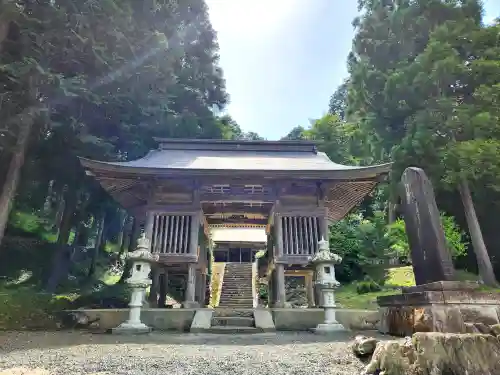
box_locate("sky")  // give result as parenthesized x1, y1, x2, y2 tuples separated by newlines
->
(205, 0, 500, 140)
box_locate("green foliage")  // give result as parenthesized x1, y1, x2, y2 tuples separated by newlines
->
(329, 211, 393, 282)
(0, 286, 72, 329)
(71, 283, 130, 309)
(387, 214, 468, 262)
(355, 277, 382, 294)
(258, 283, 268, 300)
(330, 209, 467, 283)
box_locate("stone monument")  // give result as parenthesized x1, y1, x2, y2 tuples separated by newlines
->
(377, 167, 500, 336)
(113, 234, 159, 334)
(310, 237, 345, 334)
(399, 167, 455, 284)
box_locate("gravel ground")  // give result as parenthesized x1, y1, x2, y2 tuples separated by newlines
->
(0, 331, 385, 375)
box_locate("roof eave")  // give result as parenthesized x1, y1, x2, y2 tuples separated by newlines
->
(79, 157, 392, 181)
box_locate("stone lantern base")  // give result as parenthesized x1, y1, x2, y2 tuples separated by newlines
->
(112, 321, 152, 335)
(313, 322, 346, 334)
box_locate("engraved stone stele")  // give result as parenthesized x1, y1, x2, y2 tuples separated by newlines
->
(309, 237, 345, 334)
(399, 167, 455, 284)
(113, 234, 159, 334)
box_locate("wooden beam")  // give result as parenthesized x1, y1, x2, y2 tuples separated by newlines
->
(202, 203, 272, 215)
(207, 218, 268, 225)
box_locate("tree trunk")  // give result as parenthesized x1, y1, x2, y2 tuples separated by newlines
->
(53, 186, 67, 232)
(43, 180, 54, 214)
(115, 209, 126, 249)
(88, 213, 105, 279)
(118, 215, 132, 257)
(45, 188, 78, 292)
(0, 112, 35, 246)
(458, 178, 498, 286)
(128, 216, 140, 252)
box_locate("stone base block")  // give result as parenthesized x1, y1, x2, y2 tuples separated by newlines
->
(313, 323, 346, 334)
(182, 301, 200, 309)
(112, 322, 152, 335)
(190, 309, 213, 333)
(254, 309, 276, 332)
(377, 282, 500, 336)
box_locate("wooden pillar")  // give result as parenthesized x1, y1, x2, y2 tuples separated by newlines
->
(158, 270, 168, 308)
(305, 273, 315, 307)
(319, 213, 329, 242)
(274, 214, 283, 256)
(148, 266, 160, 305)
(267, 272, 274, 308)
(183, 263, 198, 307)
(274, 263, 286, 308)
(128, 216, 141, 252)
(197, 272, 207, 307)
(189, 213, 201, 255)
(144, 211, 155, 245)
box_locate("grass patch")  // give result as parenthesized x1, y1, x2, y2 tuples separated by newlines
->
(0, 285, 73, 330)
(336, 266, 485, 310)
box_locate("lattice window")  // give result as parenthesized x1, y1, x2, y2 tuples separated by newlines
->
(203, 184, 230, 194)
(151, 214, 192, 254)
(243, 185, 265, 194)
(281, 216, 321, 255)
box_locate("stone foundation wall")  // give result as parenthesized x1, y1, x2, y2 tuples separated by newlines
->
(71, 309, 197, 331)
(270, 308, 379, 331)
(72, 308, 380, 332)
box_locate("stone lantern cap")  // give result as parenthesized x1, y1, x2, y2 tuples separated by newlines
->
(127, 234, 159, 263)
(309, 237, 342, 265)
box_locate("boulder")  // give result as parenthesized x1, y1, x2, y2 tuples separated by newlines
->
(473, 322, 492, 334)
(490, 324, 500, 337)
(363, 332, 500, 375)
(464, 322, 479, 333)
(351, 335, 379, 358)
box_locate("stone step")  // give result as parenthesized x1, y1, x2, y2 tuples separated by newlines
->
(219, 302, 254, 306)
(206, 326, 259, 334)
(214, 309, 254, 317)
(212, 316, 255, 327)
(220, 290, 253, 294)
(220, 296, 253, 299)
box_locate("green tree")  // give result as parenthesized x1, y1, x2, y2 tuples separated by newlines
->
(388, 214, 468, 262)
(392, 20, 500, 285)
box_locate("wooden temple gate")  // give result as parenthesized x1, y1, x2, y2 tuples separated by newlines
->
(80, 139, 391, 308)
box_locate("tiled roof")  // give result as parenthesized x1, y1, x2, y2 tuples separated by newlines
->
(80, 139, 391, 177)
(97, 149, 371, 171)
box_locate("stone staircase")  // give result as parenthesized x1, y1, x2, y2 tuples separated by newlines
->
(206, 263, 257, 333)
(209, 308, 257, 333)
(218, 263, 254, 308)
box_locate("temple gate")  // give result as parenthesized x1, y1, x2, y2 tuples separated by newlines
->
(80, 138, 390, 308)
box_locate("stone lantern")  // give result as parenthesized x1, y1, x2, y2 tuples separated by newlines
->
(113, 234, 159, 334)
(310, 237, 345, 333)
